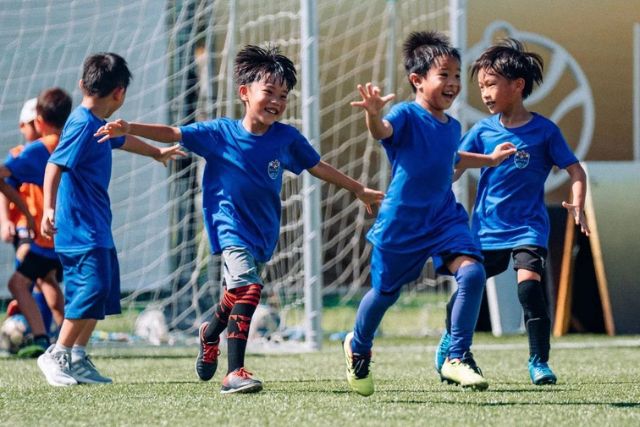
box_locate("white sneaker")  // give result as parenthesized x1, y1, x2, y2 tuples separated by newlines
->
(37, 345, 78, 387)
(71, 355, 112, 384)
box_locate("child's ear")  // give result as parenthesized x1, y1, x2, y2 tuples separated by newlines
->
(408, 73, 422, 90)
(34, 115, 45, 133)
(113, 87, 126, 101)
(238, 84, 249, 102)
(515, 77, 526, 93)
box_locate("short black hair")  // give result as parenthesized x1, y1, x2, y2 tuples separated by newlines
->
(403, 31, 460, 93)
(234, 45, 297, 90)
(470, 38, 543, 99)
(36, 87, 72, 129)
(81, 52, 132, 98)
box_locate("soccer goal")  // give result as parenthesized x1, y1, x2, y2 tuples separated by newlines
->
(0, 0, 465, 350)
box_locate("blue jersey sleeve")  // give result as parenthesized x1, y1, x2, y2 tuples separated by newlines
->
(459, 124, 483, 154)
(49, 120, 94, 170)
(110, 136, 126, 150)
(283, 132, 321, 175)
(547, 125, 578, 169)
(180, 121, 220, 158)
(381, 103, 408, 147)
(4, 142, 49, 186)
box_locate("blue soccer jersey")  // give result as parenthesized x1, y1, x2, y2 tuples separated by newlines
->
(367, 101, 474, 255)
(179, 118, 321, 262)
(5, 136, 59, 259)
(48, 106, 125, 252)
(6, 139, 52, 187)
(459, 113, 578, 250)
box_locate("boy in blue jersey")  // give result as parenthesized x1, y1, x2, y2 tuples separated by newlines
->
(344, 31, 516, 396)
(439, 39, 589, 385)
(1, 88, 72, 357)
(95, 45, 384, 394)
(37, 53, 184, 387)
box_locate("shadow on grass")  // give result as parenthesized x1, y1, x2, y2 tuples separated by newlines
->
(379, 398, 640, 408)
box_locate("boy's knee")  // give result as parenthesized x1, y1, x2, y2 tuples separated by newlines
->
(455, 262, 486, 291)
(7, 273, 30, 295)
(374, 287, 401, 305)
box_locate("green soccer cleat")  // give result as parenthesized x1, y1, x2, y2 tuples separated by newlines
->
(440, 352, 489, 391)
(17, 335, 50, 359)
(342, 332, 374, 396)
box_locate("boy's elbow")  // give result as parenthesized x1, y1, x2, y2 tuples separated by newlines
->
(171, 127, 182, 142)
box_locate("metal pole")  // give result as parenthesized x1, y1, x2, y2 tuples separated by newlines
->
(381, 0, 397, 191)
(226, 0, 236, 118)
(300, 0, 323, 350)
(634, 23, 639, 161)
(449, 0, 469, 210)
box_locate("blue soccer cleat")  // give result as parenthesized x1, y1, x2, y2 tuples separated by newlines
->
(434, 330, 451, 374)
(528, 355, 557, 385)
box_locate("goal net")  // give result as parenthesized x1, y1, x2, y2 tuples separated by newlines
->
(0, 0, 456, 347)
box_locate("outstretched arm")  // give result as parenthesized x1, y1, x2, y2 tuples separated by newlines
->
(119, 135, 186, 166)
(41, 162, 62, 239)
(456, 142, 516, 170)
(351, 83, 395, 140)
(95, 119, 182, 144)
(307, 160, 384, 215)
(562, 162, 590, 236)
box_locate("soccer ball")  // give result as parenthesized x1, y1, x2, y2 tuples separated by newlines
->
(0, 314, 30, 354)
(249, 304, 280, 341)
(134, 308, 169, 346)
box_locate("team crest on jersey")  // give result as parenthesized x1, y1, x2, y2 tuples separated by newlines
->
(268, 159, 281, 180)
(514, 150, 530, 169)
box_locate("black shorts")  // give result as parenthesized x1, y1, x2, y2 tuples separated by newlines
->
(482, 246, 547, 279)
(16, 250, 63, 282)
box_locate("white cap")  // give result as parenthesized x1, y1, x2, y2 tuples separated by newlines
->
(19, 98, 38, 124)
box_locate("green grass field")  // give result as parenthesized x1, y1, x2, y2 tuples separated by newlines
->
(1, 332, 639, 427)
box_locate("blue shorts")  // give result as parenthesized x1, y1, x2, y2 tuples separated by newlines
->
(370, 230, 482, 294)
(222, 247, 265, 290)
(58, 247, 121, 320)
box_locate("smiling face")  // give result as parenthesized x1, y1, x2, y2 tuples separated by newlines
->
(476, 68, 524, 115)
(411, 55, 460, 121)
(239, 76, 289, 134)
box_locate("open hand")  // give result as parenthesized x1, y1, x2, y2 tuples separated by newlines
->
(95, 119, 130, 143)
(562, 201, 590, 236)
(350, 83, 395, 116)
(490, 142, 517, 166)
(154, 144, 187, 166)
(356, 187, 385, 215)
